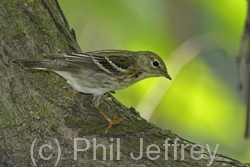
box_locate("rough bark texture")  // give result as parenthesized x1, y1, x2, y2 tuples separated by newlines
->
(0, 0, 249, 166)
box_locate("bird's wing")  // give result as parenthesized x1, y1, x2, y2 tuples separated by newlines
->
(45, 51, 134, 74)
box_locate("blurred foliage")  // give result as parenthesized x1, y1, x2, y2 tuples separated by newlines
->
(59, 0, 249, 163)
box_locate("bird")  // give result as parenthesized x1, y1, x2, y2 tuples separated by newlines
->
(14, 49, 171, 133)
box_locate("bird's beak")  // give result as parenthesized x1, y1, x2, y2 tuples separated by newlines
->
(161, 72, 172, 80)
(165, 73, 172, 80)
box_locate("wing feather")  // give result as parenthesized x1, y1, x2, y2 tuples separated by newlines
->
(45, 50, 135, 74)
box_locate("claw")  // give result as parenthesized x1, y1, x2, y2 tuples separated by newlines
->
(73, 91, 81, 97)
(105, 116, 126, 134)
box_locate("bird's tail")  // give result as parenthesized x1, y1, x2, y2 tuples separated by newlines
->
(13, 60, 62, 71)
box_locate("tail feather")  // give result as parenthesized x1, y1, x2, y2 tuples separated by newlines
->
(13, 60, 60, 71)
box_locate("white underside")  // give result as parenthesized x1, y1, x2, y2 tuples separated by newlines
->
(55, 71, 109, 96)
(68, 80, 109, 95)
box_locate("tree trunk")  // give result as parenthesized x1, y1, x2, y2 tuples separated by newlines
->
(0, 0, 248, 166)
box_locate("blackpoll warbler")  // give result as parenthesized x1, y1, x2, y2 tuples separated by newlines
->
(14, 50, 171, 133)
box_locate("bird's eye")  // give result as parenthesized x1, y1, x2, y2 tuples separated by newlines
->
(152, 59, 159, 67)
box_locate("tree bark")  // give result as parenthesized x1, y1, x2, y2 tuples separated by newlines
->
(0, 0, 249, 166)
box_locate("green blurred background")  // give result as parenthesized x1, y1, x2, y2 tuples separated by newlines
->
(59, 0, 249, 163)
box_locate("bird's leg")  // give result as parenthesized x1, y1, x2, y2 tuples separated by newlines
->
(92, 102, 112, 122)
(92, 95, 126, 134)
(93, 104, 126, 134)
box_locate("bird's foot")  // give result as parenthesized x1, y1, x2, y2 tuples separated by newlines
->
(73, 91, 81, 97)
(105, 116, 126, 134)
